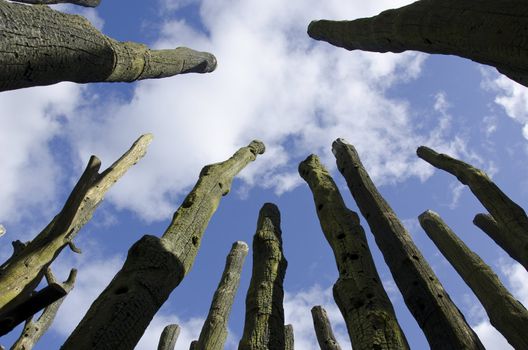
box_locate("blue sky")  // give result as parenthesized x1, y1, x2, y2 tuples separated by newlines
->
(1, 0, 528, 349)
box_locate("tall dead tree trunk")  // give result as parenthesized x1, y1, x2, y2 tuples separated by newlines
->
(193, 241, 249, 350)
(419, 210, 528, 350)
(417, 146, 528, 271)
(0, 134, 152, 329)
(62, 141, 265, 350)
(299, 154, 408, 350)
(0, 0, 216, 92)
(284, 324, 294, 350)
(308, 0, 528, 87)
(10, 0, 100, 6)
(332, 139, 484, 350)
(238, 203, 288, 350)
(311, 306, 342, 350)
(157, 324, 180, 350)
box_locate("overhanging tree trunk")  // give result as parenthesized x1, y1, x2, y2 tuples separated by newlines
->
(332, 139, 484, 350)
(62, 140, 265, 350)
(0, 134, 152, 321)
(0, 0, 217, 92)
(419, 210, 528, 350)
(239, 203, 288, 350)
(308, 0, 528, 87)
(299, 154, 408, 350)
(417, 146, 528, 271)
(193, 241, 249, 350)
(10, 268, 77, 350)
(157, 324, 180, 350)
(311, 306, 342, 350)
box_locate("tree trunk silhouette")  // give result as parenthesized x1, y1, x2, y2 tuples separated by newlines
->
(239, 203, 288, 350)
(332, 139, 484, 350)
(311, 306, 342, 350)
(62, 141, 265, 350)
(419, 210, 528, 350)
(0, 0, 216, 91)
(193, 241, 248, 350)
(417, 146, 528, 271)
(308, 0, 528, 87)
(299, 154, 408, 350)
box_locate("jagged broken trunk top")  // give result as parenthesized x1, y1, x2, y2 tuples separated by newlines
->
(308, 0, 528, 87)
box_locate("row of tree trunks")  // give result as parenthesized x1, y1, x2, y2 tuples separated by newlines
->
(332, 139, 484, 350)
(299, 154, 408, 350)
(61, 141, 265, 350)
(419, 210, 528, 350)
(308, 0, 528, 87)
(238, 203, 288, 350)
(0, 134, 152, 329)
(417, 146, 528, 271)
(0, 0, 217, 91)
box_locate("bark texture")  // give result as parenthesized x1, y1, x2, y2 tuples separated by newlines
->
(299, 155, 408, 350)
(0, 134, 152, 320)
(10, 0, 100, 6)
(419, 210, 528, 350)
(157, 324, 180, 350)
(194, 241, 249, 350)
(417, 146, 528, 271)
(62, 141, 265, 350)
(308, 0, 528, 87)
(239, 203, 288, 350)
(0, 0, 216, 91)
(10, 269, 76, 350)
(284, 324, 294, 350)
(311, 306, 342, 350)
(332, 139, 484, 350)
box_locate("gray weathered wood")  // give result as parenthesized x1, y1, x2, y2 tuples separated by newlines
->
(157, 324, 180, 350)
(332, 138, 484, 350)
(284, 324, 294, 350)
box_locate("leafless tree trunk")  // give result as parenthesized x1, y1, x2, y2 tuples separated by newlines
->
(311, 306, 342, 350)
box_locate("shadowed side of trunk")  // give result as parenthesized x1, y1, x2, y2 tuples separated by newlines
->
(332, 139, 483, 350)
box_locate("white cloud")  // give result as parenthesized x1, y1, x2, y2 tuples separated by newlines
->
(0, 83, 83, 225)
(61, 0, 469, 221)
(283, 285, 351, 350)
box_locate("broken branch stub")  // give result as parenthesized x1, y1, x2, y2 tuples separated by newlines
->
(417, 146, 528, 270)
(0, 1, 216, 91)
(239, 203, 288, 350)
(194, 241, 248, 350)
(0, 134, 152, 316)
(299, 154, 408, 350)
(62, 141, 265, 350)
(308, 0, 528, 87)
(332, 138, 484, 350)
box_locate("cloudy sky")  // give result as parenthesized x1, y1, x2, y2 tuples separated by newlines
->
(1, 0, 527, 349)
